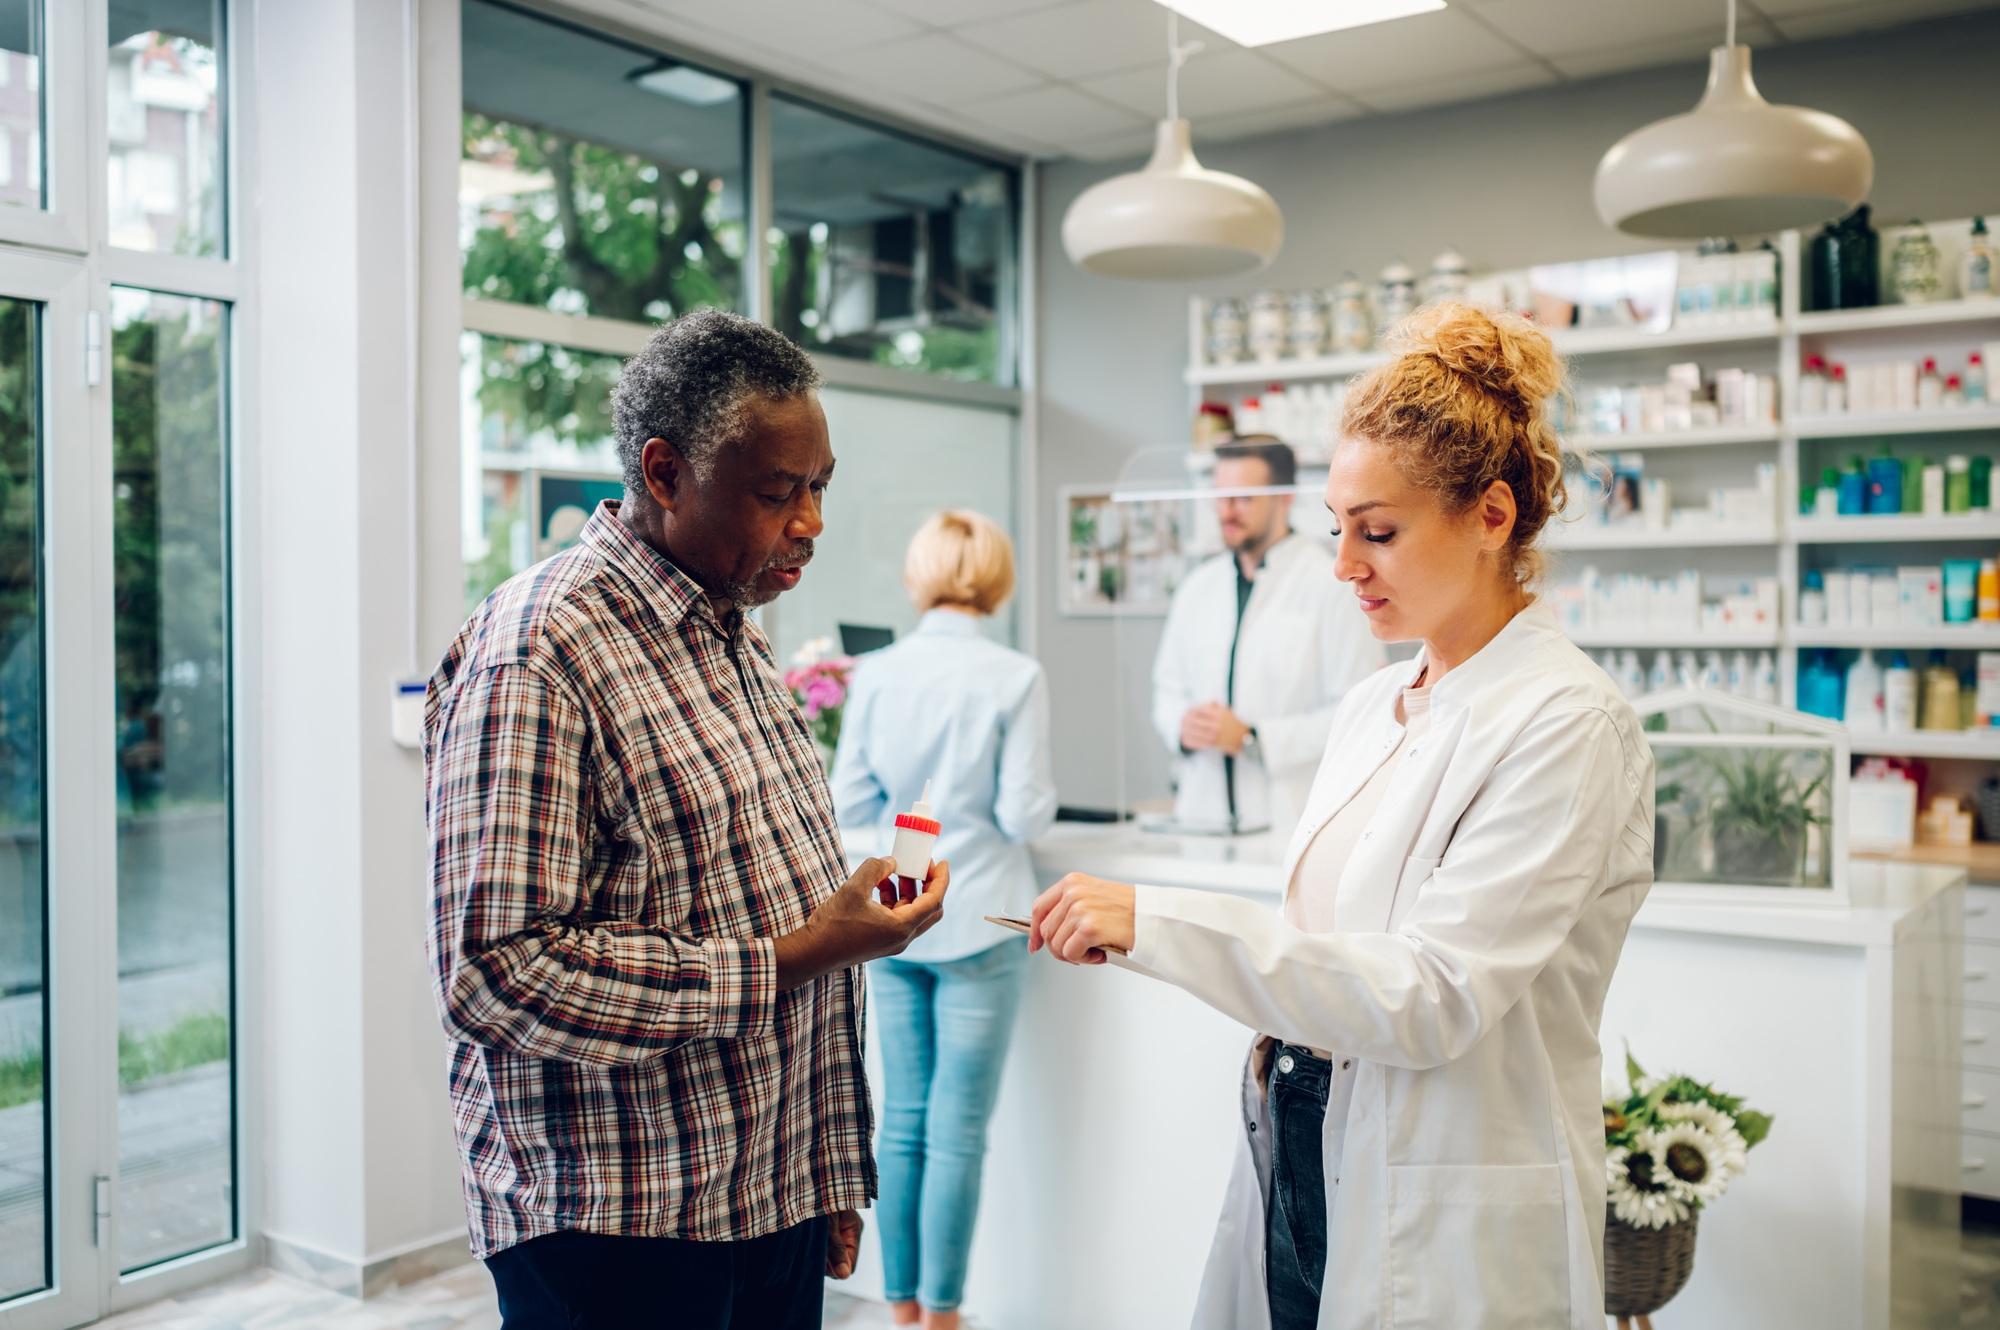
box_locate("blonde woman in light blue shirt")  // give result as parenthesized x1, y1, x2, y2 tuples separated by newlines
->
(831, 509, 1056, 1330)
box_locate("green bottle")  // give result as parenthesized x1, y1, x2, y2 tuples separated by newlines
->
(1973, 455, 1992, 510)
(1903, 451, 1927, 515)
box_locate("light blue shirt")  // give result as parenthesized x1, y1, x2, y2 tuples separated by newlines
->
(832, 608, 1057, 962)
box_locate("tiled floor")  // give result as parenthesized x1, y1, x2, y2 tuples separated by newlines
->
(89, 1262, 909, 1330)
(81, 1213, 2000, 1329)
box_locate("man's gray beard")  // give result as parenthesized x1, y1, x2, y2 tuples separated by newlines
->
(717, 575, 773, 610)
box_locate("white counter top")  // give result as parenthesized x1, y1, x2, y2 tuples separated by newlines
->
(1018, 822, 1966, 948)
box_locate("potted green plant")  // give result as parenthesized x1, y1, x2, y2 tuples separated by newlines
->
(1603, 1049, 1773, 1329)
(1700, 745, 1829, 885)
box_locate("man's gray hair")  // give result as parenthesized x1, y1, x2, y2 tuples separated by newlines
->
(612, 308, 821, 493)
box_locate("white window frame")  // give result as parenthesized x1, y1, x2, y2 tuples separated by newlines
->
(0, 1, 260, 1325)
(441, 0, 1040, 651)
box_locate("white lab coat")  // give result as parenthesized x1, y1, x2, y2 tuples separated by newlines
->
(1125, 601, 1655, 1330)
(1152, 536, 1383, 832)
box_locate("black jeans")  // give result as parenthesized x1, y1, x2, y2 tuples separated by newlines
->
(483, 1219, 828, 1330)
(1266, 1043, 1331, 1330)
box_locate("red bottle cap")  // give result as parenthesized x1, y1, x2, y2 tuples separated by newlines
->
(895, 812, 942, 836)
(1950, 375, 1964, 388)
(1925, 357, 1939, 372)
(1832, 364, 1847, 379)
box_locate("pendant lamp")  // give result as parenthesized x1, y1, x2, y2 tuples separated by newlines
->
(1061, 14, 1283, 280)
(1594, 0, 1872, 238)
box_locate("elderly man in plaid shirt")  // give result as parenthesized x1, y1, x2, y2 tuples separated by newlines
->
(425, 309, 950, 1329)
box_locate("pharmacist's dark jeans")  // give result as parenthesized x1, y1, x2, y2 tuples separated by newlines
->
(483, 1219, 827, 1330)
(1266, 1043, 1331, 1330)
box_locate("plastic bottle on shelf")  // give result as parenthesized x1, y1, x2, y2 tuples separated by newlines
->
(1902, 452, 1927, 514)
(1948, 454, 1972, 511)
(1828, 362, 1849, 413)
(1867, 445, 1903, 515)
(1237, 396, 1264, 433)
(1799, 651, 1843, 720)
(1676, 650, 1699, 688)
(1974, 455, 1994, 509)
(1263, 383, 1291, 446)
(1838, 456, 1868, 515)
(1800, 569, 1828, 624)
(1752, 652, 1779, 704)
(1843, 648, 1884, 732)
(1812, 467, 1839, 519)
(1618, 650, 1646, 698)
(1981, 558, 2000, 621)
(1884, 651, 1919, 731)
(1799, 355, 1828, 415)
(1946, 375, 1967, 409)
(1968, 352, 1990, 406)
(1964, 216, 1996, 301)
(1728, 650, 1751, 697)
(1919, 357, 1944, 410)
(1923, 461, 1947, 516)
(1698, 650, 1726, 692)
(1921, 657, 1962, 732)
(1648, 650, 1674, 694)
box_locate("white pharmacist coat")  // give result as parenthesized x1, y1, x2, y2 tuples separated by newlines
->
(1152, 535, 1383, 832)
(1125, 601, 1655, 1330)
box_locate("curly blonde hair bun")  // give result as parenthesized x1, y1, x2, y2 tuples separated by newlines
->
(1339, 301, 1569, 583)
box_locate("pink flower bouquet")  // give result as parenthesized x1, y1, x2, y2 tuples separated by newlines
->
(784, 640, 856, 752)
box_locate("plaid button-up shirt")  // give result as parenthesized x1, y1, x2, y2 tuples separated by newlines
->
(424, 501, 873, 1258)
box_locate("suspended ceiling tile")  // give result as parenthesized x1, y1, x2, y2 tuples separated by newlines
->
(961, 83, 1151, 143)
(1349, 60, 1559, 114)
(955, 0, 1238, 81)
(1470, 0, 1741, 56)
(638, 0, 922, 54)
(863, 0, 1087, 25)
(834, 31, 1047, 102)
(1548, 16, 1786, 78)
(1078, 49, 1331, 121)
(1260, 7, 1536, 93)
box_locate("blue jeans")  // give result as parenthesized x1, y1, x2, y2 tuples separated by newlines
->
(1266, 1043, 1331, 1330)
(871, 941, 1027, 1312)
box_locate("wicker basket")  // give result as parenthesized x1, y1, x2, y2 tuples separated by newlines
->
(1604, 1208, 1699, 1317)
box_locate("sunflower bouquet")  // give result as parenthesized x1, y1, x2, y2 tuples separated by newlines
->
(1603, 1048, 1772, 1230)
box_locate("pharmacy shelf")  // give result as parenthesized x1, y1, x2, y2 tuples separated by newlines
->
(1790, 513, 2000, 544)
(1186, 323, 1782, 387)
(1567, 425, 1781, 452)
(1186, 349, 1387, 386)
(1570, 627, 1780, 649)
(1546, 523, 1779, 552)
(1789, 624, 2000, 650)
(1848, 732, 2000, 762)
(1792, 409, 2000, 439)
(1550, 321, 1782, 358)
(1795, 299, 2000, 336)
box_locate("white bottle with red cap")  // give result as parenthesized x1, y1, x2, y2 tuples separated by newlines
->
(884, 781, 942, 906)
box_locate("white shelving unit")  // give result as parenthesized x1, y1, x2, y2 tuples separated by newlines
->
(1794, 298, 2000, 335)
(1849, 731, 2000, 761)
(1791, 513, 2000, 543)
(1569, 627, 1780, 650)
(1794, 409, 2000, 439)
(1183, 218, 2000, 773)
(1792, 624, 2000, 650)
(1545, 521, 1780, 551)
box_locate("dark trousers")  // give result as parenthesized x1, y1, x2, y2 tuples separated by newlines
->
(483, 1219, 828, 1330)
(1266, 1044, 1332, 1330)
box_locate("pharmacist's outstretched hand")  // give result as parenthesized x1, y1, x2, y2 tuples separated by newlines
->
(774, 857, 950, 990)
(1030, 873, 1135, 965)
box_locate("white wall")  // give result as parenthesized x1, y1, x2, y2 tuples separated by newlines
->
(253, 0, 466, 1273)
(1034, 9, 2000, 807)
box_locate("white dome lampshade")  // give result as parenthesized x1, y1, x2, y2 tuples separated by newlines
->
(1595, 39, 1872, 238)
(1062, 119, 1283, 279)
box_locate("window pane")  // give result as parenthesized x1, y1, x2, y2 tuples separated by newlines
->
(108, 0, 225, 255)
(110, 289, 233, 1272)
(770, 97, 1015, 385)
(461, 332, 623, 610)
(0, 1, 43, 212)
(460, 0, 747, 321)
(0, 296, 44, 1302)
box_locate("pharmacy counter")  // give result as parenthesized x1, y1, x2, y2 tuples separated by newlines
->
(840, 826, 1965, 1330)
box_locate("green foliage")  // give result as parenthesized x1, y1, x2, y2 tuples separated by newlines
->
(117, 1010, 231, 1087)
(1609, 1045, 1774, 1155)
(0, 1046, 41, 1110)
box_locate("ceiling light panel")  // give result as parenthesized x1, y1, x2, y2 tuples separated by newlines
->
(1155, 0, 1446, 48)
